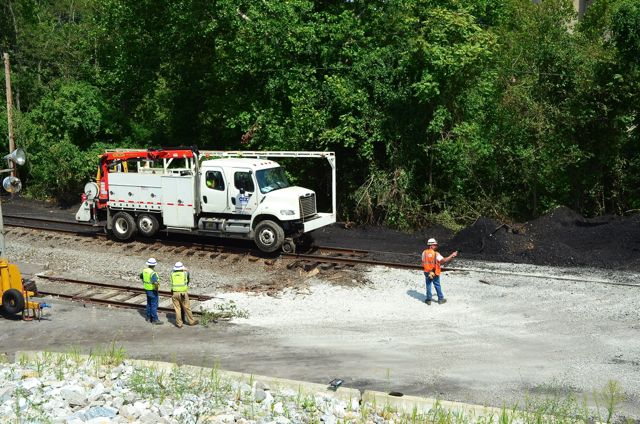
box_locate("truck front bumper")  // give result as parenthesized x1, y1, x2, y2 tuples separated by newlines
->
(302, 213, 336, 233)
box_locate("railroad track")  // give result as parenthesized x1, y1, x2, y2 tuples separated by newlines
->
(35, 275, 216, 316)
(6, 215, 638, 288)
(3, 214, 102, 235)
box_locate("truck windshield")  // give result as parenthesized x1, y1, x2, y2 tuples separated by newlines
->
(256, 167, 290, 194)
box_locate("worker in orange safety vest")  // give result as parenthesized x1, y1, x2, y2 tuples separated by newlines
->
(421, 238, 457, 305)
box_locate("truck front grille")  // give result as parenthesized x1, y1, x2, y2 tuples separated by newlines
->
(299, 194, 317, 218)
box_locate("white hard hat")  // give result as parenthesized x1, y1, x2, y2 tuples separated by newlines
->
(146, 258, 157, 266)
(173, 262, 185, 271)
(427, 238, 438, 246)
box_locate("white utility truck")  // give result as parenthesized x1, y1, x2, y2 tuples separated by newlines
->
(76, 148, 336, 253)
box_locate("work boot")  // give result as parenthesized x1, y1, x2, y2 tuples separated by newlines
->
(189, 320, 199, 326)
(152, 320, 164, 325)
(424, 299, 431, 305)
(176, 324, 183, 328)
(438, 299, 447, 305)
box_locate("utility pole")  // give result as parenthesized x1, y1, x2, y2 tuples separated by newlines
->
(3, 53, 16, 177)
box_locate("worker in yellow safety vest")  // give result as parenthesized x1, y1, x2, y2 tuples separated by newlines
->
(421, 238, 457, 305)
(140, 258, 163, 325)
(170, 262, 199, 328)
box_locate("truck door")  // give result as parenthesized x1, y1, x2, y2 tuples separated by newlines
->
(230, 169, 258, 217)
(200, 167, 229, 214)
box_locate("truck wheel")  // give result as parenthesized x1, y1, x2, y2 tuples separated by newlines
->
(112, 212, 137, 240)
(281, 238, 296, 254)
(137, 213, 160, 237)
(254, 220, 285, 253)
(2, 288, 25, 315)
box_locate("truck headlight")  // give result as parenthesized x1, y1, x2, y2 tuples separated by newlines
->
(280, 209, 296, 216)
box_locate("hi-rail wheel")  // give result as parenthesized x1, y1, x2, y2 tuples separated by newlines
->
(137, 213, 160, 237)
(281, 238, 296, 254)
(112, 212, 137, 240)
(254, 220, 285, 253)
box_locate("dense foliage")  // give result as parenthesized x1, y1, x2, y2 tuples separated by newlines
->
(1, 0, 638, 226)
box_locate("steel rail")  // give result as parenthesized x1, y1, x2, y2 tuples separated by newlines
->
(37, 275, 216, 301)
(35, 275, 216, 315)
(3, 214, 95, 226)
(282, 252, 421, 270)
(36, 290, 182, 314)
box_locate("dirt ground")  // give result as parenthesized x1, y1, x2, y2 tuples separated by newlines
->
(1, 198, 640, 419)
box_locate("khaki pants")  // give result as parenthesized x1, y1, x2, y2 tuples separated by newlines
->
(172, 292, 196, 326)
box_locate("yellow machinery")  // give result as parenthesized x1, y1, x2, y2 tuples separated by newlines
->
(0, 259, 42, 319)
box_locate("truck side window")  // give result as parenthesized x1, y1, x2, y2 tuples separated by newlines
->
(234, 171, 254, 192)
(205, 171, 225, 191)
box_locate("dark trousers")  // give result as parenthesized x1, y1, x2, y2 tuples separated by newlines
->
(145, 290, 159, 322)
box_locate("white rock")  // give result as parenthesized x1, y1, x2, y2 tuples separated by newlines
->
(86, 418, 111, 424)
(273, 402, 284, 414)
(321, 413, 337, 424)
(173, 406, 186, 417)
(111, 396, 124, 409)
(254, 388, 267, 402)
(133, 400, 150, 415)
(21, 377, 40, 390)
(262, 390, 274, 407)
(43, 398, 66, 410)
(332, 403, 346, 418)
(61, 385, 86, 406)
(273, 416, 291, 424)
(159, 403, 173, 417)
(88, 383, 105, 401)
(208, 414, 235, 423)
(0, 384, 15, 402)
(119, 404, 138, 420)
(140, 411, 162, 423)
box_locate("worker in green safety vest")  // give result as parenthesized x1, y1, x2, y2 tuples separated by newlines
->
(170, 262, 198, 328)
(140, 258, 163, 325)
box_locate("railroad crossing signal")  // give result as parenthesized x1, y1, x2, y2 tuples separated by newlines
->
(0, 148, 26, 256)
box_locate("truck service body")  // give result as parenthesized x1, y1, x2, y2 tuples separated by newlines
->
(76, 148, 336, 252)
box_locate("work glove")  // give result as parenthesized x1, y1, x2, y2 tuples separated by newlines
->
(428, 272, 435, 279)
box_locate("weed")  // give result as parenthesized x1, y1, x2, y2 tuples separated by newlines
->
(300, 395, 316, 412)
(200, 301, 249, 325)
(594, 380, 625, 424)
(88, 341, 127, 366)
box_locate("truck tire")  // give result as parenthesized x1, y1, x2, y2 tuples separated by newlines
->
(137, 213, 160, 237)
(112, 212, 137, 241)
(2, 288, 25, 315)
(254, 220, 285, 253)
